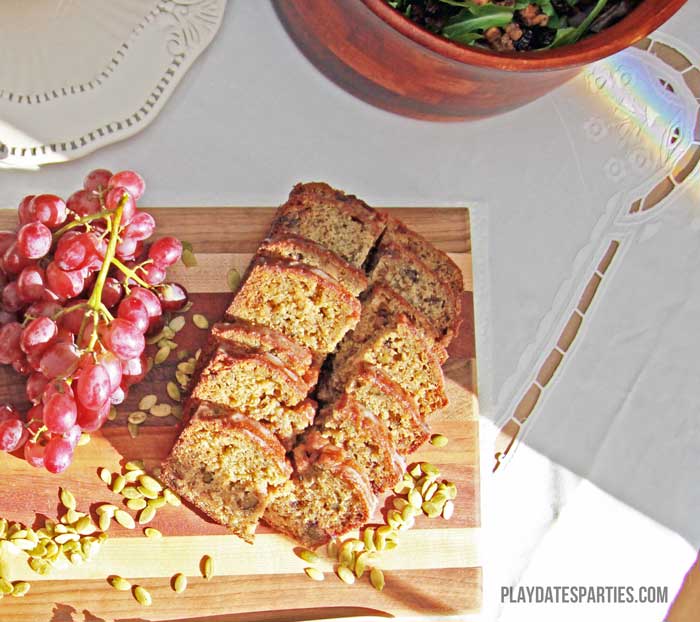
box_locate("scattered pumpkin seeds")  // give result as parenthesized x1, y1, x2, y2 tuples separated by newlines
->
(99, 468, 112, 485)
(127, 411, 147, 425)
(304, 567, 324, 581)
(169, 316, 186, 333)
(127, 498, 147, 511)
(109, 576, 131, 591)
(144, 528, 162, 539)
(154, 346, 171, 365)
(60, 488, 76, 510)
(370, 567, 385, 591)
(125, 460, 145, 471)
(442, 500, 455, 520)
(100, 512, 113, 531)
(337, 565, 355, 585)
(127, 422, 139, 439)
(150, 403, 172, 418)
(430, 434, 449, 447)
(0, 578, 13, 595)
(138, 505, 156, 525)
(192, 314, 209, 330)
(121, 486, 142, 500)
(172, 572, 187, 593)
(108, 406, 118, 421)
(114, 510, 135, 529)
(201, 555, 214, 580)
(111, 474, 127, 494)
(182, 248, 198, 268)
(163, 489, 181, 507)
(296, 549, 320, 565)
(166, 382, 181, 402)
(139, 475, 163, 493)
(11, 581, 30, 597)
(133, 585, 152, 606)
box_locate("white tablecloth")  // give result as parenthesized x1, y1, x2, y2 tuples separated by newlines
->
(2, 2, 699, 620)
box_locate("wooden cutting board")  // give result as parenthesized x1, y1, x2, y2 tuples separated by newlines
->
(0, 206, 479, 621)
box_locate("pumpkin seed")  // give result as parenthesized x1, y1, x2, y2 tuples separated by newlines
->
(163, 489, 181, 507)
(133, 585, 152, 606)
(408, 489, 423, 508)
(402, 504, 420, 521)
(420, 462, 440, 478)
(201, 555, 213, 579)
(99, 468, 112, 485)
(160, 338, 179, 350)
(11, 539, 34, 550)
(148, 496, 167, 510)
(182, 248, 198, 268)
(150, 403, 172, 418)
(11, 581, 30, 597)
(98, 513, 111, 532)
(304, 567, 324, 581)
(227, 268, 241, 291)
(442, 481, 458, 500)
(442, 500, 455, 520)
(108, 406, 118, 421)
(109, 575, 131, 591)
(0, 578, 13, 594)
(192, 314, 209, 330)
(296, 549, 320, 565)
(430, 434, 448, 447)
(60, 488, 76, 510)
(114, 510, 135, 529)
(392, 497, 409, 511)
(111, 474, 126, 494)
(75, 517, 94, 535)
(169, 316, 186, 333)
(421, 501, 442, 519)
(128, 411, 147, 425)
(336, 565, 355, 585)
(125, 459, 145, 471)
(354, 551, 371, 578)
(363, 527, 376, 552)
(124, 469, 145, 483)
(172, 572, 187, 593)
(139, 394, 159, 411)
(54, 533, 79, 544)
(162, 326, 176, 339)
(137, 486, 159, 499)
(178, 360, 196, 374)
(138, 505, 156, 525)
(127, 498, 147, 511)
(177, 349, 189, 361)
(424, 482, 439, 501)
(166, 382, 181, 402)
(121, 486, 142, 500)
(127, 422, 139, 438)
(154, 346, 170, 365)
(96, 504, 118, 517)
(29, 558, 50, 574)
(139, 475, 163, 493)
(144, 528, 162, 539)
(78, 433, 91, 446)
(175, 370, 189, 387)
(370, 567, 385, 591)
(409, 463, 423, 478)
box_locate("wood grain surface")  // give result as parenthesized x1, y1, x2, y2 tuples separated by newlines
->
(0, 207, 478, 621)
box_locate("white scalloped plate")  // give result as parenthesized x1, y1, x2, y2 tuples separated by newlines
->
(0, 0, 227, 170)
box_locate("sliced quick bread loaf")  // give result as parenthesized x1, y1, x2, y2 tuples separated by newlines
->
(226, 257, 361, 354)
(263, 432, 376, 548)
(267, 182, 387, 267)
(315, 396, 404, 493)
(160, 402, 292, 543)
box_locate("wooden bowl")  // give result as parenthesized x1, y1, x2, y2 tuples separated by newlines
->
(274, 0, 687, 121)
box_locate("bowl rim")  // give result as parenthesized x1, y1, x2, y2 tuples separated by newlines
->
(362, 0, 687, 71)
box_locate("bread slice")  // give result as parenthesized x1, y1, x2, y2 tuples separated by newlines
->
(226, 257, 361, 354)
(160, 402, 292, 543)
(328, 314, 447, 418)
(316, 396, 404, 493)
(190, 345, 315, 446)
(368, 241, 461, 346)
(336, 361, 429, 455)
(267, 182, 387, 267)
(263, 433, 376, 548)
(211, 319, 321, 389)
(381, 217, 464, 298)
(258, 234, 368, 297)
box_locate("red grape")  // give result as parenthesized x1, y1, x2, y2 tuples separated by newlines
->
(46, 262, 86, 299)
(39, 341, 80, 378)
(149, 237, 182, 268)
(108, 170, 145, 201)
(125, 212, 155, 241)
(84, 169, 113, 193)
(103, 318, 145, 360)
(2, 243, 31, 275)
(105, 187, 136, 223)
(17, 221, 52, 259)
(63, 424, 82, 449)
(17, 196, 36, 224)
(0, 322, 23, 364)
(17, 266, 48, 302)
(76, 361, 110, 410)
(20, 316, 58, 355)
(24, 440, 45, 468)
(121, 353, 148, 387)
(139, 262, 166, 285)
(97, 351, 123, 392)
(1, 281, 24, 312)
(159, 282, 189, 312)
(110, 386, 125, 405)
(117, 296, 149, 333)
(26, 373, 49, 404)
(115, 235, 139, 261)
(0, 404, 21, 424)
(76, 402, 109, 432)
(43, 392, 78, 434)
(30, 195, 67, 228)
(43, 436, 73, 473)
(43, 378, 74, 401)
(55, 231, 92, 271)
(67, 189, 101, 217)
(25, 300, 62, 320)
(101, 277, 123, 309)
(0, 418, 28, 452)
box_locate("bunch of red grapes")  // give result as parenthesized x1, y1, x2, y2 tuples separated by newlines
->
(0, 169, 189, 473)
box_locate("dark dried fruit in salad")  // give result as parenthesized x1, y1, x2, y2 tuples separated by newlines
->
(385, 0, 642, 52)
